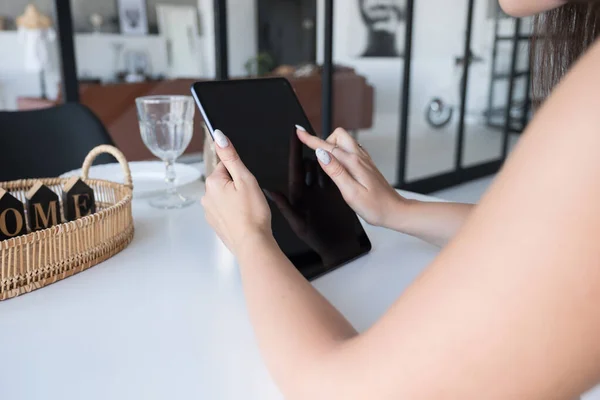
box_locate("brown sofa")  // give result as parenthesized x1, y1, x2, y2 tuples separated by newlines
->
(18, 72, 374, 161)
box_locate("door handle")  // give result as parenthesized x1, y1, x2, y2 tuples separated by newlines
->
(187, 27, 195, 52)
(166, 39, 173, 66)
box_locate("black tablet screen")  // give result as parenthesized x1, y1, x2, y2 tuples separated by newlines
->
(192, 78, 371, 280)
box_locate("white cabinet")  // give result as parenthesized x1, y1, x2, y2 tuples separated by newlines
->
(75, 33, 169, 81)
(0, 32, 172, 109)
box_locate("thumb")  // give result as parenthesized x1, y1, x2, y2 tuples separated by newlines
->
(212, 129, 251, 181)
(204, 162, 232, 191)
(315, 148, 363, 197)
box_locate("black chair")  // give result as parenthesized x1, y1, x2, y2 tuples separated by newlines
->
(0, 103, 115, 181)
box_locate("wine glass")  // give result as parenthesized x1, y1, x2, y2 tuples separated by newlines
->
(136, 95, 195, 209)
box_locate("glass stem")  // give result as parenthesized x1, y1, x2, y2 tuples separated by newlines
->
(165, 161, 177, 195)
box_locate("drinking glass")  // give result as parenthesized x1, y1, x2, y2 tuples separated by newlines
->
(136, 95, 195, 209)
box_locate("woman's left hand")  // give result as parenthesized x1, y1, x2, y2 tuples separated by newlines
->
(201, 129, 272, 255)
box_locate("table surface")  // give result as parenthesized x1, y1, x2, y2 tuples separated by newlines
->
(0, 178, 441, 399)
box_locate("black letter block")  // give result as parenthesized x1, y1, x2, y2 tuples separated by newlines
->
(0, 189, 27, 241)
(26, 181, 60, 231)
(62, 177, 96, 221)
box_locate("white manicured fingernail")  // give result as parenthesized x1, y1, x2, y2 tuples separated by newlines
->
(295, 124, 307, 132)
(213, 129, 229, 148)
(316, 148, 331, 165)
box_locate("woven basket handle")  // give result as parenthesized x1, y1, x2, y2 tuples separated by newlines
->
(82, 145, 133, 188)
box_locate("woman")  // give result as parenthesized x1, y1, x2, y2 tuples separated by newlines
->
(201, 1, 600, 398)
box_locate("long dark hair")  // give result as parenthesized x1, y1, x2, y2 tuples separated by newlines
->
(532, 3, 600, 105)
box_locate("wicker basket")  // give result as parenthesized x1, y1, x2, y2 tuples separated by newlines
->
(0, 145, 134, 300)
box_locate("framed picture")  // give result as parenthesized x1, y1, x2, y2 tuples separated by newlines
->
(118, 0, 149, 35)
(348, 0, 407, 58)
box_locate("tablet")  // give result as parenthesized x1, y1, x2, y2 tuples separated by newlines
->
(192, 78, 371, 280)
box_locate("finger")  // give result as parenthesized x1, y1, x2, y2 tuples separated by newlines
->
(296, 126, 328, 151)
(295, 126, 350, 161)
(297, 126, 361, 156)
(317, 143, 371, 185)
(212, 129, 251, 181)
(296, 126, 368, 184)
(329, 129, 370, 159)
(204, 162, 231, 190)
(315, 148, 365, 196)
(325, 127, 360, 153)
(212, 161, 229, 178)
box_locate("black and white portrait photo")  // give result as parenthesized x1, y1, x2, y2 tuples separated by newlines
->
(353, 0, 406, 58)
(118, 0, 149, 35)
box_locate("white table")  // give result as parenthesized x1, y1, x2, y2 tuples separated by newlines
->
(2, 177, 600, 399)
(0, 178, 438, 399)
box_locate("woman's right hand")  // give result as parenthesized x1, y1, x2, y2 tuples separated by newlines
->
(296, 126, 407, 229)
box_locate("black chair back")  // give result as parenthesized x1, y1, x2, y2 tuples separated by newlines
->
(0, 103, 115, 181)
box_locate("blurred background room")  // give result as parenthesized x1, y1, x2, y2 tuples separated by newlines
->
(0, 0, 530, 201)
